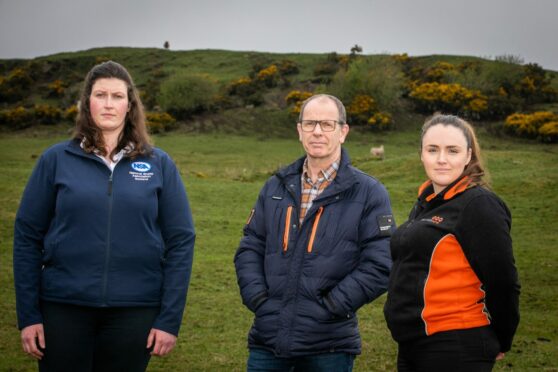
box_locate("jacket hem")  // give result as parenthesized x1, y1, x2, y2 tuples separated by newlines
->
(40, 296, 161, 308)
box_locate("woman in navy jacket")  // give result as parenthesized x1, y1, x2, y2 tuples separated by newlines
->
(384, 114, 520, 371)
(13, 61, 195, 372)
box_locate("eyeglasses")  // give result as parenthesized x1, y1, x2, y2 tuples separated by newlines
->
(299, 120, 342, 132)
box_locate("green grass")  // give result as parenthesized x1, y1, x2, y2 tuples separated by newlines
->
(0, 125, 557, 371)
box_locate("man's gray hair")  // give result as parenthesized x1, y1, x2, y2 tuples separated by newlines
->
(297, 94, 347, 124)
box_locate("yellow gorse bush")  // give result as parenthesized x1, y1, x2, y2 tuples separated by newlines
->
(227, 77, 260, 100)
(347, 95, 392, 130)
(34, 104, 62, 124)
(409, 82, 488, 115)
(367, 112, 393, 130)
(285, 91, 313, 105)
(0, 106, 33, 129)
(505, 111, 558, 141)
(256, 65, 279, 87)
(285, 91, 313, 116)
(48, 80, 66, 96)
(230, 77, 252, 89)
(65, 105, 78, 122)
(146, 111, 176, 133)
(391, 53, 410, 64)
(538, 121, 558, 142)
(425, 62, 456, 81)
(348, 95, 376, 117)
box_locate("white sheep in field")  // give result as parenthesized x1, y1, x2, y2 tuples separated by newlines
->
(370, 145, 385, 159)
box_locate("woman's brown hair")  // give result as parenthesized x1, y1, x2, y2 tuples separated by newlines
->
(421, 113, 490, 188)
(74, 60, 152, 159)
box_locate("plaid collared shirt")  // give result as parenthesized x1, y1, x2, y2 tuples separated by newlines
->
(299, 157, 339, 224)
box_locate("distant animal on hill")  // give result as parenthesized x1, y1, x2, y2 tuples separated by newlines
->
(370, 145, 385, 159)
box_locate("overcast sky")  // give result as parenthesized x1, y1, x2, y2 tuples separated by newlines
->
(1, 0, 557, 71)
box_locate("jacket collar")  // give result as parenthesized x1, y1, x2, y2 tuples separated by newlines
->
(418, 176, 471, 202)
(64, 139, 111, 166)
(65, 138, 97, 158)
(276, 147, 358, 197)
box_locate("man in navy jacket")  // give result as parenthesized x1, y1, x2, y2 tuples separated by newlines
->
(234, 94, 394, 371)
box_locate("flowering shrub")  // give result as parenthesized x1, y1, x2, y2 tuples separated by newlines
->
(504, 111, 558, 141)
(0, 106, 33, 129)
(47, 79, 66, 97)
(538, 121, 558, 143)
(425, 62, 456, 82)
(347, 94, 377, 125)
(367, 112, 393, 130)
(226, 77, 263, 106)
(65, 105, 78, 122)
(285, 90, 313, 116)
(7, 68, 33, 86)
(34, 104, 63, 124)
(256, 65, 279, 87)
(285, 91, 313, 105)
(391, 53, 410, 64)
(228, 77, 256, 97)
(346, 94, 393, 130)
(0, 67, 33, 102)
(409, 82, 488, 117)
(146, 112, 177, 133)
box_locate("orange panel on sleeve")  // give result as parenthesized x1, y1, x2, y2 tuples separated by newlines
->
(421, 234, 490, 336)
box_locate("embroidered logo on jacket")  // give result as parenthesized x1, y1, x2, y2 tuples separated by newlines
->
(130, 162, 153, 181)
(431, 216, 444, 224)
(377, 215, 394, 237)
(131, 162, 151, 172)
(420, 216, 444, 224)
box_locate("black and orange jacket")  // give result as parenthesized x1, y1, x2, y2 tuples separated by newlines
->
(384, 176, 520, 352)
(234, 148, 394, 357)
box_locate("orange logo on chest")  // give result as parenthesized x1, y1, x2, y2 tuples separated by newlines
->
(431, 216, 444, 224)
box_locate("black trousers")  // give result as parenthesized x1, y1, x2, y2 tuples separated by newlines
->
(397, 326, 501, 372)
(38, 301, 160, 372)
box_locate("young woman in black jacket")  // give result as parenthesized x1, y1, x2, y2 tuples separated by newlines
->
(384, 114, 520, 371)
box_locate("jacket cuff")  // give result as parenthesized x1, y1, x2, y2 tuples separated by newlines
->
(323, 293, 352, 319)
(250, 291, 268, 312)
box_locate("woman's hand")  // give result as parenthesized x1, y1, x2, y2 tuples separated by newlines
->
(21, 324, 45, 360)
(146, 328, 177, 356)
(496, 352, 505, 360)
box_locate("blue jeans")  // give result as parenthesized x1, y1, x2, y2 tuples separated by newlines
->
(247, 348, 355, 372)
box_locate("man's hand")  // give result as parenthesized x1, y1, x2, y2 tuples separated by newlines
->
(496, 352, 505, 361)
(21, 324, 45, 360)
(146, 328, 177, 356)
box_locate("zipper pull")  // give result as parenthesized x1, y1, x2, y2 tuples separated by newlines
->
(307, 206, 324, 253)
(108, 173, 113, 195)
(283, 206, 293, 252)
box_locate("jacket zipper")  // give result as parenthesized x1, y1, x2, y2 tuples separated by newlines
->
(101, 170, 115, 305)
(283, 206, 293, 252)
(307, 206, 324, 253)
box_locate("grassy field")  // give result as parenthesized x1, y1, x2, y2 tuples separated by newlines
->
(0, 124, 557, 371)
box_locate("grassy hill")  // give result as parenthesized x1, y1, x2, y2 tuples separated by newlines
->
(1, 47, 557, 139)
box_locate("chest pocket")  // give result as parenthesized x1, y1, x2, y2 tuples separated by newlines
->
(266, 199, 297, 255)
(305, 205, 340, 255)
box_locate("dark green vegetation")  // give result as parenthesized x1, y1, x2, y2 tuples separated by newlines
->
(1, 122, 557, 370)
(1, 47, 557, 139)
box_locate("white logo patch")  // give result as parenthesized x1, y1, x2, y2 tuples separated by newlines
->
(130, 162, 153, 181)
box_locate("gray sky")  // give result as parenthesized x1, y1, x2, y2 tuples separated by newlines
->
(1, 0, 557, 71)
